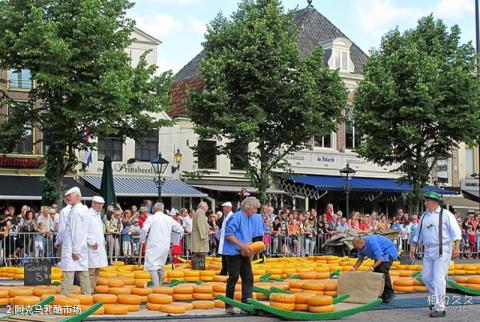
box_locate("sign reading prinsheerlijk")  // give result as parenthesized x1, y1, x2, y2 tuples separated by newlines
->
(24, 261, 51, 286)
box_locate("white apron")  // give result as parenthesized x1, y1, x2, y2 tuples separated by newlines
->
(87, 208, 108, 268)
(60, 203, 89, 272)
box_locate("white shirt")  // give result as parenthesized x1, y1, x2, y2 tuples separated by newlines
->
(218, 211, 234, 255)
(87, 208, 108, 268)
(183, 216, 193, 233)
(55, 204, 72, 246)
(60, 202, 90, 271)
(141, 211, 184, 271)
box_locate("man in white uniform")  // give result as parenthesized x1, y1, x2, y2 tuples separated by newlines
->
(60, 187, 91, 295)
(141, 202, 184, 286)
(54, 196, 72, 263)
(218, 202, 234, 275)
(410, 191, 461, 318)
(87, 196, 108, 289)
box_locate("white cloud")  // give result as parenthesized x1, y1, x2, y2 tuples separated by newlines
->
(189, 17, 207, 34)
(131, 13, 182, 39)
(433, 0, 473, 18)
(356, 0, 422, 39)
(133, 0, 203, 4)
(156, 57, 184, 74)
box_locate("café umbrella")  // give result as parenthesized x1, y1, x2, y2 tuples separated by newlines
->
(100, 155, 116, 206)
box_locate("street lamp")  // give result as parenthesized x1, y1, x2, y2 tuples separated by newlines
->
(171, 149, 183, 173)
(150, 153, 169, 202)
(339, 163, 356, 220)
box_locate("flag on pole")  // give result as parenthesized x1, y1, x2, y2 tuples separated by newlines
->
(85, 129, 93, 165)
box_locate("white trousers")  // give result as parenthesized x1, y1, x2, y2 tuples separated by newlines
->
(150, 268, 165, 287)
(421, 249, 451, 312)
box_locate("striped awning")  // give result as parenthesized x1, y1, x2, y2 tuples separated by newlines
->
(81, 176, 207, 198)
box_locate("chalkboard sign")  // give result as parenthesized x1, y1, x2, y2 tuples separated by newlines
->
(24, 261, 52, 286)
(191, 254, 205, 270)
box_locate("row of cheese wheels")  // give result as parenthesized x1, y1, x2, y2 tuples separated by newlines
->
(270, 293, 335, 312)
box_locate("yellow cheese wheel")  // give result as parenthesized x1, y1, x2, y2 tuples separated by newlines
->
(134, 272, 151, 279)
(193, 285, 213, 293)
(193, 292, 213, 300)
(95, 285, 110, 294)
(248, 241, 265, 253)
(455, 270, 466, 275)
(299, 272, 317, 280)
(294, 292, 316, 304)
(83, 304, 104, 315)
(394, 286, 414, 292)
(12, 296, 41, 306)
(117, 294, 142, 305)
(467, 276, 480, 284)
(53, 297, 81, 306)
(172, 302, 194, 310)
(214, 299, 226, 308)
(41, 294, 65, 301)
(295, 303, 310, 311)
(288, 280, 305, 289)
(10, 288, 33, 297)
(269, 293, 296, 304)
(134, 279, 150, 288)
(153, 286, 174, 295)
(173, 293, 193, 301)
(394, 278, 414, 287)
(454, 276, 469, 283)
(146, 302, 161, 311)
(213, 275, 228, 283)
(103, 304, 129, 315)
(125, 304, 140, 312)
(157, 303, 186, 314)
(413, 279, 424, 286)
(0, 298, 9, 306)
(323, 281, 337, 291)
(324, 291, 337, 297)
(131, 287, 153, 296)
(33, 288, 57, 296)
(93, 294, 117, 304)
(414, 286, 428, 292)
(307, 295, 333, 306)
(255, 293, 269, 300)
(303, 282, 325, 291)
(109, 287, 131, 295)
(96, 278, 110, 285)
(200, 270, 216, 277)
(212, 284, 227, 292)
(147, 294, 173, 304)
(99, 272, 117, 278)
(108, 279, 125, 287)
(66, 294, 93, 305)
(316, 272, 330, 279)
(167, 271, 184, 278)
(309, 304, 335, 313)
(173, 285, 193, 294)
(466, 283, 480, 290)
(270, 301, 295, 311)
(119, 277, 135, 285)
(0, 290, 9, 298)
(192, 300, 215, 310)
(184, 270, 201, 277)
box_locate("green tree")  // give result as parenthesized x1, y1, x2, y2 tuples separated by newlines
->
(188, 0, 346, 205)
(354, 15, 480, 208)
(0, 0, 172, 205)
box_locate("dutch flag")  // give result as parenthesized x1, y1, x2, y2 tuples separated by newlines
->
(85, 129, 93, 166)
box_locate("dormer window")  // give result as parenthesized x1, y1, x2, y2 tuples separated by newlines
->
(322, 37, 355, 73)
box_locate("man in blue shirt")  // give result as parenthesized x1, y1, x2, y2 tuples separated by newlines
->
(223, 197, 261, 314)
(351, 234, 398, 304)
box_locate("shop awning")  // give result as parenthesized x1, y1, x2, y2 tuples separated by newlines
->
(193, 184, 286, 195)
(0, 175, 96, 200)
(444, 196, 479, 210)
(82, 176, 207, 198)
(289, 175, 459, 195)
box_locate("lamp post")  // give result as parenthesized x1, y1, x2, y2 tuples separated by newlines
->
(171, 148, 183, 173)
(339, 163, 356, 219)
(150, 153, 169, 202)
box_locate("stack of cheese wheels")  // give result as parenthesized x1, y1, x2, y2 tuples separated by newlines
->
(413, 278, 427, 292)
(302, 281, 324, 295)
(288, 280, 305, 293)
(184, 270, 200, 282)
(269, 293, 296, 311)
(117, 294, 142, 312)
(0, 289, 9, 306)
(193, 285, 213, 300)
(294, 292, 316, 311)
(103, 304, 129, 315)
(323, 280, 337, 297)
(173, 284, 193, 301)
(307, 295, 335, 313)
(192, 300, 215, 310)
(393, 278, 415, 293)
(466, 276, 480, 290)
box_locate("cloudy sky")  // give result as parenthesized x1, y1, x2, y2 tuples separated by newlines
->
(129, 0, 476, 74)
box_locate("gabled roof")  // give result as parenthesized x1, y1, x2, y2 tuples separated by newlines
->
(132, 27, 161, 45)
(171, 5, 368, 116)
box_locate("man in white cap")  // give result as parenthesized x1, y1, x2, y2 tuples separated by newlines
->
(87, 196, 108, 289)
(141, 202, 184, 286)
(60, 187, 91, 295)
(218, 201, 234, 275)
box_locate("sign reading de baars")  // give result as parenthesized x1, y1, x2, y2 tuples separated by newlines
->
(0, 155, 46, 169)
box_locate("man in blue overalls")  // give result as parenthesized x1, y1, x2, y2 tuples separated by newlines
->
(351, 234, 398, 303)
(410, 191, 462, 318)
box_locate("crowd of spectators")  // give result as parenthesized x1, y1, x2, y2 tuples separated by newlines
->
(0, 200, 479, 266)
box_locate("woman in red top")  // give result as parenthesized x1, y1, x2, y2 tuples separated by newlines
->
(325, 203, 334, 222)
(170, 210, 184, 264)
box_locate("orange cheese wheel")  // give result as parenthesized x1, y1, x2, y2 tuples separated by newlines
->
(454, 276, 469, 283)
(193, 285, 213, 293)
(146, 302, 162, 311)
(299, 272, 317, 280)
(0, 290, 9, 298)
(96, 277, 109, 285)
(303, 282, 325, 291)
(81, 304, 104, 315)
(307, 295, 333, 306)
(255, 293, 269, 301)
(10, 288, 33, 297)
(139, 295, 149, 303)
(466, 283, 480, 290)
(53, 297, 81, 306)
(214, 299, 226, 308)
(192, 300, 215, 310)
(323, 281, 337, 291)
(173, 293, 193, 301)
(295, 303, 310, 311)
(413, 279, 424, 286)
(157, 304, 186, 314)
(414, 286, 428, 292)
(93, 294, 117, 304)
(103, 304, 129, 315)
(467, 276, 480, 284)
(147, 294, 173, 304)
(213, 275, 228, 283)
(394, 278, 414, 287)
(269, 293, 296, 304)
(270, 301, 295, 311)
(108, 279, 125, 287)
(0, 298, 9, 306)
(394, 286, 414, 292)
(172, 302, 194, 310)
(41, 294, 65, 301)
(134, 279, 150, 288)
(324, 291, 336, 297)
(109, 287, 131, 295)
(117, 294, 142, 305)
(192, 293, 213, 300)
(212, 284, 227, 292)
(131, 287, 153, 296)
(66, 294, 93, 305)
(33, 288, 57, 296)
(119, 277, 135, 285)
(289, 280, 305, 289)
(248, 241, 265, 253)
(294, 292, 316, 304)
(134, 271, 151, 279)
(316, 272, 330, 279)
(153, 286, 174, 295)
(95, 285, 110, 294)
(125, 304, 140, 312)
(12, 296, 41, 306)
(173, 285, 193, 294)
(309, 304, 335, 313)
